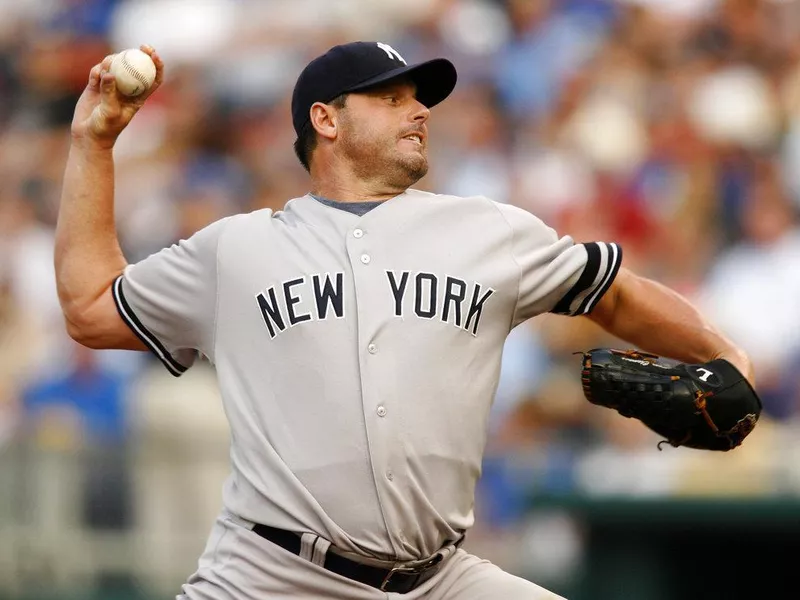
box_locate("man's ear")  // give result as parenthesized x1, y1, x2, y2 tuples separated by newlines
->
(309, 102, 338, 141)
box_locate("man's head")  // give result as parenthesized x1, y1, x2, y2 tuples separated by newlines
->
(291, 42, 457, 186)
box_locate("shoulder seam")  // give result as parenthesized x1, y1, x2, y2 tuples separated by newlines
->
(211, 216, 235, 361)
(487, 201, 522, 329)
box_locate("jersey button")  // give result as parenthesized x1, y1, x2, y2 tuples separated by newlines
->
(368, 343, 378, 354)
(353, 228, 364, 238)
(360, 254, 371, 264)
(386, 471, 394, 481)
(377, 406, 387, 417)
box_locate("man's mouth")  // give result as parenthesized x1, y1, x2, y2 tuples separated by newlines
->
(402, 133, 424, 146)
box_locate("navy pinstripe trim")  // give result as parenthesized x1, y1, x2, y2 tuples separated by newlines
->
(551, 242, 602, 315)
(112, 275, 188, 377)
(577, 243, 622, 315)
(551, 242, 623, 316)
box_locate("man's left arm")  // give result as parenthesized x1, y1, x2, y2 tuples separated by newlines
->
(586, 267, 755, 385)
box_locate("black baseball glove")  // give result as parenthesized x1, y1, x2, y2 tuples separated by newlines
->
(579, 348, 761, 451)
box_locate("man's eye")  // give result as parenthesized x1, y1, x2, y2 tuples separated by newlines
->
(385, 96, 398, 104)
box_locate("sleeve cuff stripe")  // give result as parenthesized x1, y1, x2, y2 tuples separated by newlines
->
(577, 243, 622, 315)
(551, 242, 602, 315)
(112, 276, 188, 377)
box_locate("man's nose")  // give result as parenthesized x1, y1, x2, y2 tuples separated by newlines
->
(411, 100, 430, 123)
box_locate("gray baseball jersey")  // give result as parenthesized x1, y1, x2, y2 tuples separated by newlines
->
(112, 189, 622, 562)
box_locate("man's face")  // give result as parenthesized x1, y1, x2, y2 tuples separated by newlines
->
(335, 79, 430, 188)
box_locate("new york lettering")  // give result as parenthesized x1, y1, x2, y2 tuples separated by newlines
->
(386, 270, 494, 336)
(256, 273, 344, 339)
(256, 270, 495, 339)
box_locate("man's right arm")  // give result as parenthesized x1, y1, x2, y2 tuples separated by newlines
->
(55, 46, 164, 350)
(56, 141, 140, 349)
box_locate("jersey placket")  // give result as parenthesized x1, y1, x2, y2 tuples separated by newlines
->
(345, 222, 405, 557)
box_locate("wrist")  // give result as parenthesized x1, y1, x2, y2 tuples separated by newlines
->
(70, 131, 117, 152)
(713, 347, 755, 386)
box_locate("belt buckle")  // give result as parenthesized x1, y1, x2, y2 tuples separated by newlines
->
(380, 564, 419, 591)
(379, 554, 442, 592)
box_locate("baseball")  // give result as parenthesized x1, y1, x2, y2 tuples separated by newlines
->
(109, 49, 156, 97)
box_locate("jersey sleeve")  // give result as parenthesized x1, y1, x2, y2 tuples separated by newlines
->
(495, 203, 623, 326)
(112, 217, 230, 376)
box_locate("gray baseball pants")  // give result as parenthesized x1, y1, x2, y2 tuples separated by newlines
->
(177, 512, 565, 600)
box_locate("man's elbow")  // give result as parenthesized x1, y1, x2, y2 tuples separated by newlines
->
(62, 305, 104, 349)
(56, 276, 143, 350)
(59, 292, 128, 350)
(66, 325, 100, 349)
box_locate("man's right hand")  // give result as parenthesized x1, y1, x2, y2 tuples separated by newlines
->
(70, 45, 164, 149)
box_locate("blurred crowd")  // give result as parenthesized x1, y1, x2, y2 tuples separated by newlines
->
(3, 0, 800, 592)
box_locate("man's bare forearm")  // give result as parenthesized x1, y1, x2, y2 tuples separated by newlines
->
(589, 269, 753, 382)
(55, 48, 163, 348)
(55, 140, 127, 329)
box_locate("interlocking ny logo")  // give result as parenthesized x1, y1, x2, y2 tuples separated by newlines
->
(377, 42, 407, 64)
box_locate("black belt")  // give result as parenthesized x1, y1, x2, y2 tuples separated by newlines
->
(251, 523, 446, 594)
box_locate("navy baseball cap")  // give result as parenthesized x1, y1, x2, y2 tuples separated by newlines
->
(291, 41, 458, 136)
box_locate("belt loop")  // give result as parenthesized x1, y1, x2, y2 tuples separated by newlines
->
(299, 533, 315, 561)
(300, 533, 330, 567)
(312, 537, 331, 566)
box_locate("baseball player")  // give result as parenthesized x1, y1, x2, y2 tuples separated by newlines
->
(55, 42, 754, 599)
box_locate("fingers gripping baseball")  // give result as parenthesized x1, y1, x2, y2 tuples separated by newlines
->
(72, 45, 164, 148)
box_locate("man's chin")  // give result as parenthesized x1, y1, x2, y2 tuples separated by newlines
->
(402, 163, 428, 185)
(399, 154, 428, 181)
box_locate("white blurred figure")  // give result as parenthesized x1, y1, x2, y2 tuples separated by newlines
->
(563, 92, 650, 177)
(129, 359, 230, 594)
(617, 0, 719, 21)
(697, 168, 800, 381)
(0, 275, 41, 447)
(575, 410, 683, 497)
(688, 65, 781, 152)
(110, 0, 239, 66)
(0, 182, 64, 373)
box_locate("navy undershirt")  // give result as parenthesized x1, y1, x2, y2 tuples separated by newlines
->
(310, 194, 384, 216)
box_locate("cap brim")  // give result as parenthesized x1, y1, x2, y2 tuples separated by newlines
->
(343, 58, 457, 109)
